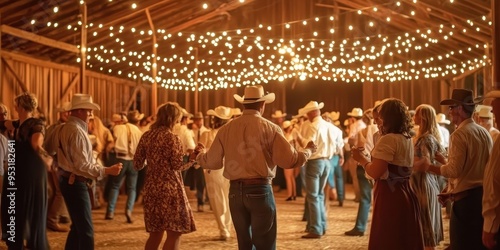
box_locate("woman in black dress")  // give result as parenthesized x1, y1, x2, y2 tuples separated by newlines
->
(1, 92, 50, 250)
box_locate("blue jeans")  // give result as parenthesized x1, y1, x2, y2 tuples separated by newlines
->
(354, 165, 372, 232)
(327, 155, 344, 201)
(229, 183, 276, 250)
(300, 165, 309, 220)
(305, 158, 330, 235)
(107, 159, 138, 213)
(60, 176, 94, 250)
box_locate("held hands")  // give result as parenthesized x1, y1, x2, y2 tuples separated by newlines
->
(304, 141, 317, 153)
(413, 156, 431, 172)
(106, 162, 123, 176)
(350, 147, 368, 163)
(434, 151, 447, 165)
(189, 143, 205, 161)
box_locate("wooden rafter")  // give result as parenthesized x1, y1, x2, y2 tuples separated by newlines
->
(0, 24, 79, 53)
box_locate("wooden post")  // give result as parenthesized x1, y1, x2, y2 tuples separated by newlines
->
(146, 8, 157, 113)
(194, 47, 199, 113)
(492, 0, 500, 129)
(80, 2, 87, 89)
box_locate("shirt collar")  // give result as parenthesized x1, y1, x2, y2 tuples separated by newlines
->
(242, 109, 262, 117)
(457, 118, 474, 129)
(68, 116, 88, 131)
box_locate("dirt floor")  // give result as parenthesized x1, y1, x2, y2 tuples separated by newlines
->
(1, 184, 450, 249)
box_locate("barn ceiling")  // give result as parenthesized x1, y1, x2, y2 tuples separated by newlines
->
(0, 0, 493, 91)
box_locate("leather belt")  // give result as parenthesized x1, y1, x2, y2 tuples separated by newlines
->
(58, 169, 89, 183)
(116, 152, 129, 157)
(310, 157, 329, 161)
(230, 178, 272, 186)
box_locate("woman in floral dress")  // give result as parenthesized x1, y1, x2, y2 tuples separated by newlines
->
(134, 102, 196, 250)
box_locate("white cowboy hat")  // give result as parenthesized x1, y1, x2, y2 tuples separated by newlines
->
(330, 111, 340, 121)
(111, 113, 128, 123)
(234, 85, 275, 104)
(57, 102, 72, 112)
(127, 110, 145, 122)
(478, 106, 493, 118)
(181, 108, 193, 118)
(70, 94, 100, 111)
(475, 104, 489, 113)
(436, 113, 450, 125)
(292, 108, 306, 119)
(300, 101, 324, 114)
(231, 108, 242, 117)
(347, 108, 363, 118)
(207, 106, 233, 120)
(282, 120, 292, 129)
(271, 110, 287, 118)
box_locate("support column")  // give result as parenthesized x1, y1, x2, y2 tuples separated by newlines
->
(80, 2, 87, 88)
(194, 47, 199, 113)
(146, 8, 157, 113)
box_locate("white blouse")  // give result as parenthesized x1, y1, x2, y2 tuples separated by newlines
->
(371, 133, 414, 180)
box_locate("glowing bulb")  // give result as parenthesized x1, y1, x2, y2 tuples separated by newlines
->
(131, 3, 137, 9)
(53, 6, 59, 13)
(203, 3, 208, 9)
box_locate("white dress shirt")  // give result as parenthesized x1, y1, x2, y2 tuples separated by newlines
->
(438, 125, 450, 149)
(112, 123, 143, 160)
(302, 116, 341, 160)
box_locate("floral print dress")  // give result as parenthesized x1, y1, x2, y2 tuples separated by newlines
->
(134, 127, 196, 233)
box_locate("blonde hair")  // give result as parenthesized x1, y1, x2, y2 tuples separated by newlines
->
(89, 116, 111, 153)
(415, 104, 442, 144)
(151, 102, 182, 129)
(14, 92, 38, 112)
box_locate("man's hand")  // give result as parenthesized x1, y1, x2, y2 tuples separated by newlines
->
(483, 231, 497, 249)
(105, 163, 123, 176)
(413, 156, 431, 171)
(305, 141, 317, 153)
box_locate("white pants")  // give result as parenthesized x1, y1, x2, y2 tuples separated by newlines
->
(204, 168, 232, 238)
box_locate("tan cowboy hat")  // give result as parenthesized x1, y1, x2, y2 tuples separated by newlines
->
(271, 110, 287, 118)
(70, 94, 100, 110)
(347, 108, 363, 118)
(231, 108, 242, 117)
(478, 106, 493, 118)
(127, 110, 144, 123)
(440, 88, 482, 106)
(292, 108, 306, 119)
(330, 111, 340, 121)
(475, 104, 489, 113)
(57, 102, 72, 112)
(436, 113, 450, 125)
(207, 106, 233, 120)
(282, 120, 292, 129)
(111, 113, 128, 123)
(234, 85, 275, 104)
(300, 101, 324, 114)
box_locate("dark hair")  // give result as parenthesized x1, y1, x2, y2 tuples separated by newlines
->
(243, 101, 264, 110)
(212, 116, 229, 129)
(461, 104, 474, 117)
(378, 98, 413, 138)
(150, 102, 182, 129)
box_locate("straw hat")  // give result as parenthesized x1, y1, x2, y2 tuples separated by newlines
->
(231, 108, 242, 117)
(271, 110, 287, 118)
(207, 106, 233, 120)
(300, 101, 324, 114)
(234, 85, 275, 104)
(57, 102, 72, 112)
(440, 88, 482, 106)
(436, 113, 450, 125)
(282, 120, 292, 129)
(485, 90, 500, 99)
(475, 104, 489, 113)
(330, 111, 340, 121)
(70, 94, 100, 111)
(347, 108, 363, 118)
(478, 106, 493, 118)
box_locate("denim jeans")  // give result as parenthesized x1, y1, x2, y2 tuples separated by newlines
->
(229, 183, 276, 250)
(60, 175, 94, 250)
(354, 165, 372, 232)
(300, 165, 309, 220)
(107, 159, 138, 213)
(327, 155, 344, 201)
(305, 158, 330, 235)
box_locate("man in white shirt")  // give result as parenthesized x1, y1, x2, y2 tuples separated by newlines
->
(299, 101, 340, 239)
(436, 113, 451, 150)
(419, 89, 492, 250)
(346, 108, 366, 202)
(106, 111, 143, 223)
(482, 90, 500, 249)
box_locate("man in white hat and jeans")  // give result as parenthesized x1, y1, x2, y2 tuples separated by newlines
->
(50, 94, 123, 250)
(194, 85, 316, 249)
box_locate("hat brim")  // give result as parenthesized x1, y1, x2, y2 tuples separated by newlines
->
(301, 102, 324, 114)
(234, 93, 275, 104)
(70, 103, 101, 111)
(485, 90, 500, 99)
(271, 114, 287, 118)
(438, 120, 451, 125)
(440, 98, 482, 106)
(347, 112, 362, 117)
(207, 109, 232, 120)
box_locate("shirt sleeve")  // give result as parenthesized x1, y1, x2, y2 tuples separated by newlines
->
(272, 132, 311, 169)
(371, 135, 395, 163)
(196, 132, 225, 170)
(440, 132, 467, 178)
(68, 132, 105, 179)
(483, 137, 500, 233)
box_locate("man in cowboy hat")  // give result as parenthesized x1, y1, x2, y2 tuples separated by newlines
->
(346, 107, 366, 202)
(194, 85, 316, 249)
(417, 88, 492, 250)
(476, 106, 499, 142)
(297, 100, 344, 239)
(481, 90, 500, 249)
(55, 93, 123, 250)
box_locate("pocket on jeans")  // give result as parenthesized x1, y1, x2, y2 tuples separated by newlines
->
(246, 192, 268, 199)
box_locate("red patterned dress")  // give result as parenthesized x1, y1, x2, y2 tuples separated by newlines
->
(134, 127, 196, 233)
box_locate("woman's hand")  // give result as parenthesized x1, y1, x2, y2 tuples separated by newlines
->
(413, 156, 431, 171)
(351, 147, 368, 163)
(435, 151, 447, 165)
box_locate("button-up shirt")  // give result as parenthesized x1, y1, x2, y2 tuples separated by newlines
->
(56, 116, 105, 179)
(173, 123, 196, 154)
(441, 119, 492, 194)
(302, 116, 341, 160)
(113, 123, 143, 160)
(196, 109, 312, 180)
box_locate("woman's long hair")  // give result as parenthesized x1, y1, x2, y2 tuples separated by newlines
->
(415, 104, 442, 144)
(378, 98, 413, 138)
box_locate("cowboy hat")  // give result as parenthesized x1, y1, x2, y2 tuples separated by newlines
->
(271, 110, 287, 118)
(70, 94, 100, 111)
(127, 110, 145, 123)
(436, 113, 450, 125)
(347, 108, 363, 118)
(111, 113, 128, 123)
(478, 106, 493, 118)
(231, 108, 242, 117)
(485, 90, 500, 99)
(234, 85, 275, 104)
(300, 101, 324, 114)
(440, 88, 482, 106)
(282, 120, 292, 129)
(475, 104, 489, 113)
(330, 111, 340, 121)
(292, 108, 306, 119)
(207, 106, 233, 120)
(57, 102, 72, 112)
(181, 108, 193, 118)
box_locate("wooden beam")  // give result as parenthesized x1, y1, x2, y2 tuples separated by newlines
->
(58, 74, 79, 109)
(0, 25, 79, 53)
(125, 86, 141, 111)
(2, 57, 43, 114)
(80, 3, 87, 88)
(145, 8, 158, 113)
